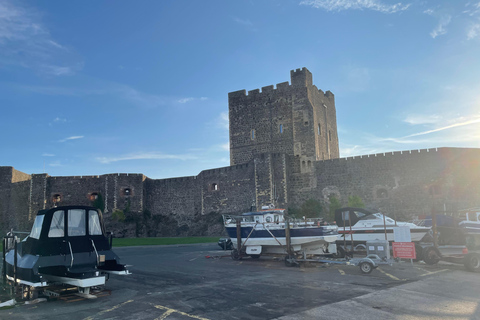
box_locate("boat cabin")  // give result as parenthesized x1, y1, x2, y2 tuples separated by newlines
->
(22, 205, 111, 256)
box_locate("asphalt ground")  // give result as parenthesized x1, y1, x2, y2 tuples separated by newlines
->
(1, 243, 479, 320)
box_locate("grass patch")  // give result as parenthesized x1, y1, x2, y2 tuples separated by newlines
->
(112, 237, 219, 247)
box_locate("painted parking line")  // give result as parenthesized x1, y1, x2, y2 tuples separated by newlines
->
(83, 299, 134, 320)
(338, 269, 346, 275)
(377, 267, 404, 281)
(153, 304, 211, 320)
(419, 269, 448, 277)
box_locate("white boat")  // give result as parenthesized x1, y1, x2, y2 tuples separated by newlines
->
(334, 207, 430, 246)
(223, 208, 339, 258)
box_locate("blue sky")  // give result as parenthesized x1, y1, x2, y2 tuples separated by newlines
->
(1, 0, 479, 179)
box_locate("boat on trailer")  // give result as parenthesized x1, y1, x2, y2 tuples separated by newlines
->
(334, 207, 430, 249)
(223, 208, 339, 259)
(2, 205, 130, 299)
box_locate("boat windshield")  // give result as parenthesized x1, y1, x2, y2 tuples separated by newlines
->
(372, 213, 395, 224)
(29, 214, 45, 239)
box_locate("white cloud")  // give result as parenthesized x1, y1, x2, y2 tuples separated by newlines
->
(96, 152, 197, 164)
(403, 114, 441, 125)
(59, 136, 84, 143)
(430, 15, 451, 38)
(221, 143, 230, 151)
(42, 153, 55, 157)
(178, 97, 194, 104)
(403, 116, 480, 138)
(233, 17, 253, 26)
(0, 0, 81, 75)
(300, 0, 411, 14)
(467, 23, 480, 39)
(219, 112, 229, 130)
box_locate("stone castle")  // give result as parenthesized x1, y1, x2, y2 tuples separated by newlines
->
(1, 68, 479, 236)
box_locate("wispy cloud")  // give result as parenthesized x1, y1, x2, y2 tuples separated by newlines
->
(467, 23, 480, 39)
(59, 136, 84, 143)
(403, 116, 480, 138)
(403, 114, 441, 125)
(430, 15, 451, 38)
(178, 97, 194, 104)
(42, 153, 55, 157)
(96, 152, 197, 164)
(300, 0, 410, 14)
(218, 112, 229, 130)
(233, 17, 253, 26)
(0, 0, 81, 75)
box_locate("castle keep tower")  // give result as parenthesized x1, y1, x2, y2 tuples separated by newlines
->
(228, 68, 339, 166)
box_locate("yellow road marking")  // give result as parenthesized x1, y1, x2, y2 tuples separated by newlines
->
(377, 267, 403, 281)
(420, 269, 448, 277)
(83, 299, 134, 320)
(153, 304, 211, 320)
(338, 269, 345, 275)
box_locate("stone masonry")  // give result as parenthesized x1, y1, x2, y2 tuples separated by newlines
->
(1, 68, 479, 236)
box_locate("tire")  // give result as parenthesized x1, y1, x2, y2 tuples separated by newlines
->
(250, 254, 261, 259)
(359, 261, 373, 274)
(423, 247, 441, 265)
(464, 253, 480, 272)
(284, 255, 296, 267)
(231, 249, 242, 260)
(414, 243, 423, 262)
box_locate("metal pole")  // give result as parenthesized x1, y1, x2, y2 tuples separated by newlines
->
(285, 217, 292, 257)
(236, 219, 242, 257)
(349, 213, 354, 253)
(383, 212, 387, 241)
(432, 208, 438, 248)
(2, 237, 6, 283)
(14, 239, 18, 287)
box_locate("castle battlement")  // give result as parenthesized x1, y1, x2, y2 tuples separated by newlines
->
(228, 67, 333, 102)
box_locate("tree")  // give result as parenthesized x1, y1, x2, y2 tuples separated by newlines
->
(348, 195, 365, 208)
(328, 195, 342, 221)
(300, 199, 323, 218)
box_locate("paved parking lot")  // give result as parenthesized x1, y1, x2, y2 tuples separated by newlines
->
(1, 243, 478, 320)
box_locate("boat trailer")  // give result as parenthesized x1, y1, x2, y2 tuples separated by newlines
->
(231, 218, 394, 274)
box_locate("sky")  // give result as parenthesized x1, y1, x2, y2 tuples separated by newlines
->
(1, 0, 479, 179)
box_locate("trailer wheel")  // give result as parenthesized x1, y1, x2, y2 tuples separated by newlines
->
(231, 249, 242, 260)
(423, 247, 440, 265)
(284, 255, 296, 267)
(359, 261, 373, 274)
(464, 253, 480, 272)
(250, 254, 261, 259)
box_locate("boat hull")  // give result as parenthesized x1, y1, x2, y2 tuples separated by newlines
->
(337, 227, 429, 243)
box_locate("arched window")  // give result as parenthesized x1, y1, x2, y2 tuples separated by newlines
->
(53, 194, 61, 203)
(317, 123, 321, 135)
(211, 183, 219, 191)
(123, 188, 132, 196)
(279, 124, 283, 133)
(89, 192, 99, 201)
(251, 129, 255, 140)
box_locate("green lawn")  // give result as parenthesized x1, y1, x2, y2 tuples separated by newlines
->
(112, 237, 219, 247)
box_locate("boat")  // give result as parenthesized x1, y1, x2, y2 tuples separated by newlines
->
(2, 205, 130, 299)
(222, 208, 339, 258)
(334, 207, 431, 247)
(420, 208, 480, 248)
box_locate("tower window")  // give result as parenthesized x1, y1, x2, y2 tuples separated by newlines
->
(211, 183, 219, 191)
(123, 188, 132, 196)
(279, 124, 283, 133)
(53, 194, 61, 203)
(251, 129, 255, 140)
(329, 130, 332, 141)
(317, 124, 321, 135)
